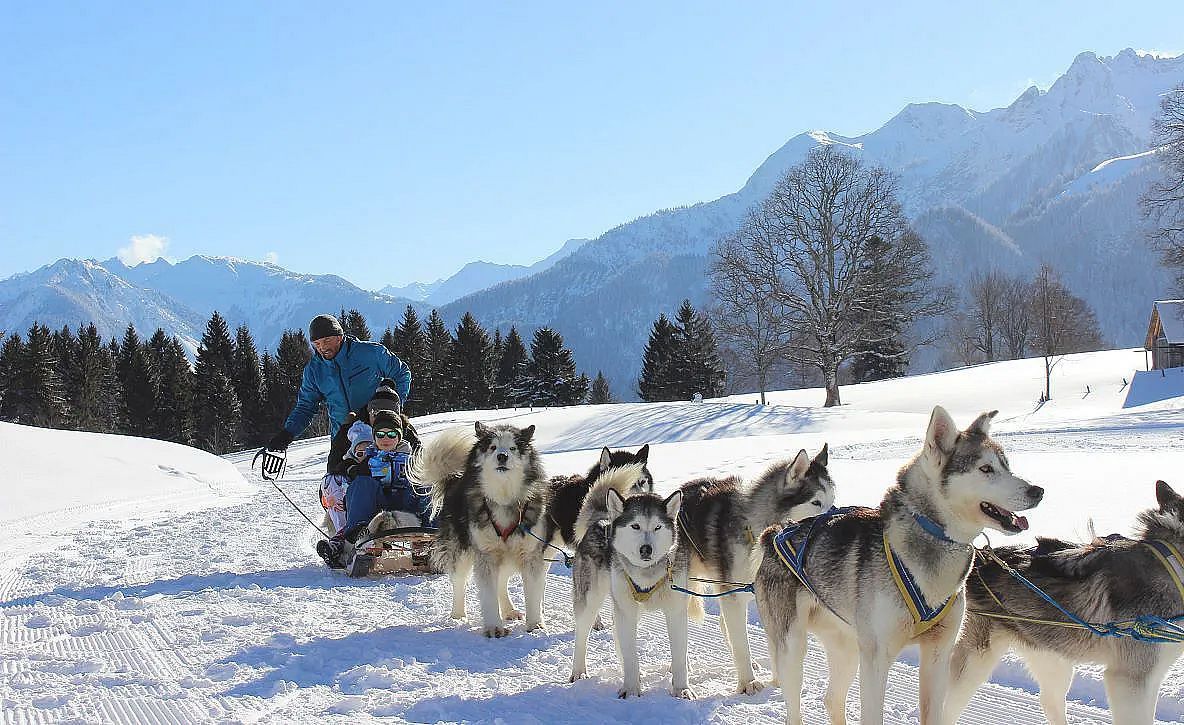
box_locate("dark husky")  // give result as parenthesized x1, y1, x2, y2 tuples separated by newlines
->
(676, 445, 834, 694)
(543, 444, 653, 547)
(946, 479, 1184, 725)
(754, 406, 1044, 725)
(410, 421, 549, 638)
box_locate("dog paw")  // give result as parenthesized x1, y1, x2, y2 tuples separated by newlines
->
(449, 608, 466, 620)
(483, 625, 511, 638)
(524, 619, 544, 632)
(501, 609, 525, 621)
(671, 686, 697, 700)
(568, 670, 587, 683)
(737, 679, 765, 695)
(617, 685, 642, 699)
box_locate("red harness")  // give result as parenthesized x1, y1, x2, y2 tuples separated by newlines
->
(488, 504, 525, 542)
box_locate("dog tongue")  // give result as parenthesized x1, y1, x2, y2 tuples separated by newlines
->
(1013, 514, 1029, 531)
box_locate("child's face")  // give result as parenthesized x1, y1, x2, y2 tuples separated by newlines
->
(374, 428, 400, 452)
(353, 442, 370, 459)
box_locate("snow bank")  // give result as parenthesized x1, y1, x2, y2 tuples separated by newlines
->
(1, 422, 251, 546)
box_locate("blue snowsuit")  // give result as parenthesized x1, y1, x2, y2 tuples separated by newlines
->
(342, 448, 434, 535)
(283, 336, 411, 438)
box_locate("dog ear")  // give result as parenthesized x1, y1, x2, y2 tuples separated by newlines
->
(474, 421, 493, 439)
(599, 447, 613, 472)
(606, 487, 626, 520)
(664, 489, 683, 521)
(1156, 480, 1181, 511)
(813, 443, 829, 469)
(787, 449, 810, 483)
(635, 444, 650, 463)
(926, 406, 959, 459)
(518, 425, 536, 444)
(967, 410, 998, 437)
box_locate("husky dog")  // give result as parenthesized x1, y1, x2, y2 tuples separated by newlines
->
(946, 479, 1184, 725)
(570, 485, 694, 699)
(543, 444, 654, 547)
(677, 445, 834, 695)
(411, 421, 549, 638)
(753, 406, 1044, 725)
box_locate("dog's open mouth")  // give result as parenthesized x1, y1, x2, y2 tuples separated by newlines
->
(980, 501, 1028, 533)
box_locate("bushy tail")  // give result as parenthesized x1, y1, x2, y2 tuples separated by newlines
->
(573, 462, 648, 544)
(408, 426, 476, 517)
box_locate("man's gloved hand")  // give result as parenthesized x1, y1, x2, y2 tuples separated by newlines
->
(267, 429, 295, 452)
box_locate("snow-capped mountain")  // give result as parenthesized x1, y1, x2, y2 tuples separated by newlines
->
(439, 49, 1183, 396)
(379, 238, 589, 306)
(0, 255, 425, 354)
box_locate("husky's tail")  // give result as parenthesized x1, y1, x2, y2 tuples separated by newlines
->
(408, 426, 476, 517)
(573, 462, 648, 544)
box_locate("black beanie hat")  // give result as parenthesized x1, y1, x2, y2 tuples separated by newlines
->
(371, 409, 403, 432)
(367, 380, 402, 417)
(309, 314, 344, 341)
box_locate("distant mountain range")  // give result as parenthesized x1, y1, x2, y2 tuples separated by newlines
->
(2, 48, 1180, 400)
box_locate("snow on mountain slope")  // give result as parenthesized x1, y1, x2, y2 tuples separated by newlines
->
(2, 349, 1181, 723)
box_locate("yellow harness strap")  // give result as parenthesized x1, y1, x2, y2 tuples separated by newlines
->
(883, 531, 966, 637)
(626, 562, 672, 603)
(1144, 540, 1184, 604)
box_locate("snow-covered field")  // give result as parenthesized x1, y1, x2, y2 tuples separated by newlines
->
(2, 348, 1183, 723)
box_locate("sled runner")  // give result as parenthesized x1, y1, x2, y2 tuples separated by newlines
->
(342, 525, 438, 577)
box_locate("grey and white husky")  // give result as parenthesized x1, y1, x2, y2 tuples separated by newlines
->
(410, 421, 549, 638)
(753, 406, 1044, 725)
(946, 479, 1184, 725)
(570, 484, 695, 699)
(677, 445, 834, 694)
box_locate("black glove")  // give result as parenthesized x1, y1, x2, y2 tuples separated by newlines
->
(267, 429, 294, 452)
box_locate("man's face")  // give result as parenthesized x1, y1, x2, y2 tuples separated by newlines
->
(312, 335, 344, 359)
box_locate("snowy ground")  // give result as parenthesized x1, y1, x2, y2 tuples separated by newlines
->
(2, 348, 1183, 723)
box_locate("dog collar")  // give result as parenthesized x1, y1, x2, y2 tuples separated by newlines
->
(910, 511, 960, 546)
(485, 503, 525, 541)
(884, 531, 970, 636)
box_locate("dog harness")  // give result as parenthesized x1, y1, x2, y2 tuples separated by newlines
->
(770, 506, 855, 623)
(483, 503, 525, 542)
(1145, 539, 1184, 604)
(883, 529, 972, 637)
(623, 562, 673, 603)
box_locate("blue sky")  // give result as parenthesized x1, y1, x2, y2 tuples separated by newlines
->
(1, 1, 1181, 290)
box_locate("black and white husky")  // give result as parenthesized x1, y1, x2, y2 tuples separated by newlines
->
(753, 406, 1044, 725)
(570, 484, 694, 699)
(410, 421, 549, 638)
(677, 445, 834, 694)
(946, 479, 1184, 725)
(543, 444, 653, 547)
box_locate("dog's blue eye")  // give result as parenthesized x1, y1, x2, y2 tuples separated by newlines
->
(980, 464, 994, 474)
(812, 500, 821, 507)
(654, 524, 662, 531)
(631, 523, 640, 530)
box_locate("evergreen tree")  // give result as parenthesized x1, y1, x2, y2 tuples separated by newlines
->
(120, 342, 157, 437)
(146, 328, 170, 367)
(20, 323, 66, 428)
(153, 338, 193, 444)
(231, 325, 265, 446)
(341, 308, 372, 341)
(638, 314, 678, 402)
(116, 324, 141, 389)
(71, 324, 117, 433)
(262, 330, 311, 436)
(391, 306, 428, 413)
(380, 327, 397, 353)
(494, 326, 529, 407)
(525, 327, 585, 406)
(670, 299, 726, 399)
(450, 313, 493, 409)
(422, 310, 454, 412)
(52, 326, 79, 428)
(192, 312, 242, 452)
(0, 334, 26, 422)
(589, 371, 613, 404)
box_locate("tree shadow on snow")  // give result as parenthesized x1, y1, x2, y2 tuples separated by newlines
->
(219, 624, 569, 697)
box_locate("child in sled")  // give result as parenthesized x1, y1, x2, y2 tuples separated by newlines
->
(316, 409, 434, 568)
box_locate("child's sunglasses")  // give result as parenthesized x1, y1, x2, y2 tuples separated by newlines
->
(374, 430, 402, 439)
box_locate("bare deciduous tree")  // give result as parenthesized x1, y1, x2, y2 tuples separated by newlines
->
(998, 275, 1034, 360)
(1143, 84, 1184, 293)
(968, 270, 1009, 362)
(1030, 264, 1104, 400)
(714, 146, 944, 407)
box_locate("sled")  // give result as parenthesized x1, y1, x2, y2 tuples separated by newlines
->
(342, 526, 438, 577)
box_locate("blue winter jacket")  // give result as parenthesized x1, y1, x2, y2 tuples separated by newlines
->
(283, 336, 412, 438)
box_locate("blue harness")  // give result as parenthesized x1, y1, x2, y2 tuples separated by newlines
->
(770, 506, 858, 623)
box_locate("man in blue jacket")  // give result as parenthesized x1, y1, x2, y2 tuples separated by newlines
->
(266, 314, 412, 467)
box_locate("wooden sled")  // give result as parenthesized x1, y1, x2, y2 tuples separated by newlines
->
(342, 526, 438, 577)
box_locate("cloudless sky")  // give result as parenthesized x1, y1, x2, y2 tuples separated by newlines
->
(1, 1, 1181, 289)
